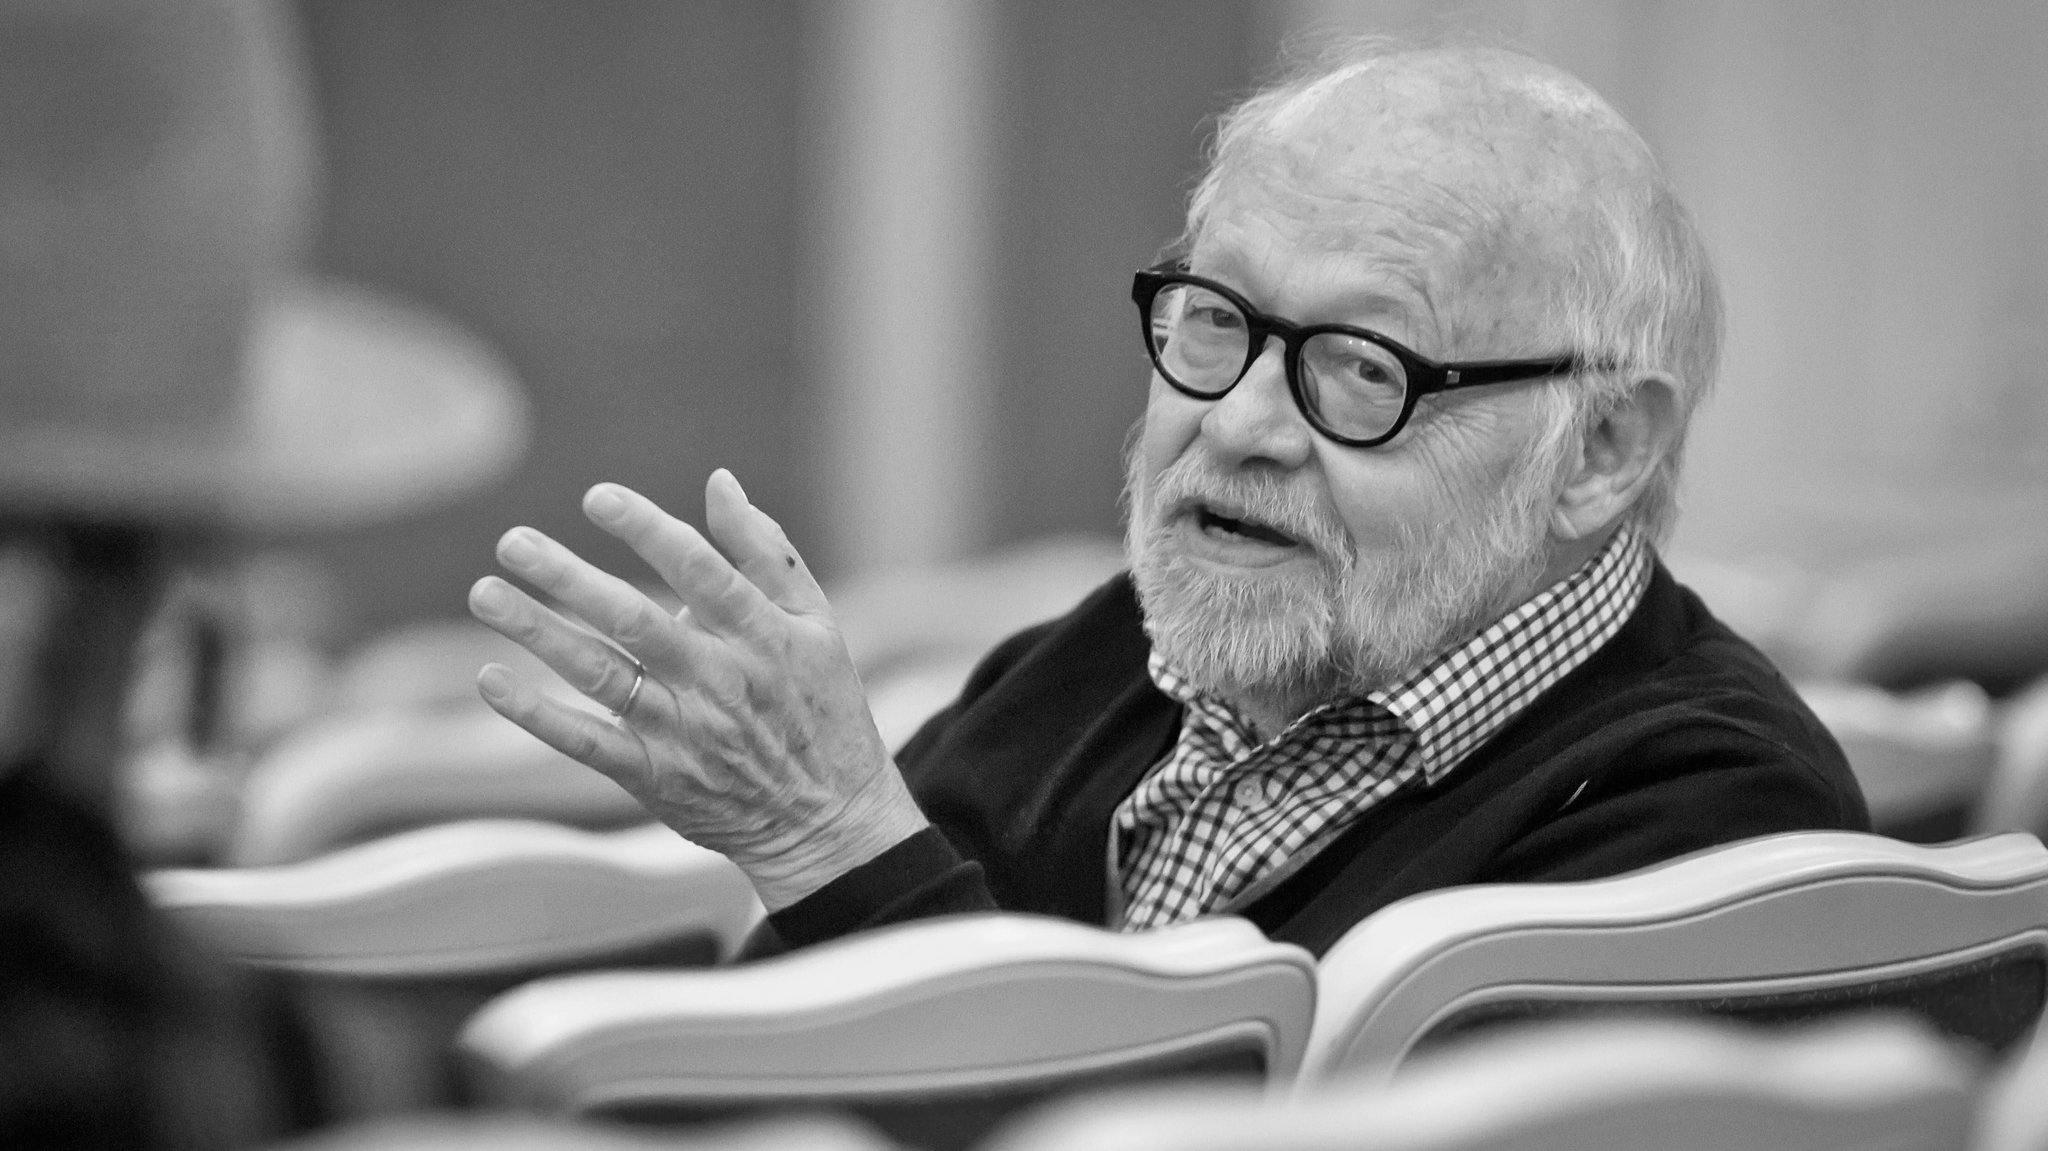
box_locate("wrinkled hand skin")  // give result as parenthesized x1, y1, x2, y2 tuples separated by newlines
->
(466, 469, 930, 910)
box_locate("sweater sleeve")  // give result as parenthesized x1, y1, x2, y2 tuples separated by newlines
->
(763, 826, 997, 950)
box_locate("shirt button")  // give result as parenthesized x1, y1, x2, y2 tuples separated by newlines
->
(1233, 777, 1267, 808)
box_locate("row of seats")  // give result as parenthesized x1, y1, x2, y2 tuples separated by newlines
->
(128, 617, 2048, 874)
(124, 534, 2048, 874)
(150, 824, 2048, 1148)
(129, 538, 2048, 1150)
(1800, 676, 2048, 841)
(278, 1012, 2048, 1150)
(121, 535, 1131, 869)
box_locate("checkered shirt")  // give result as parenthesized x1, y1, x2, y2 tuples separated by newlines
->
(1111, 522, 1652, 931)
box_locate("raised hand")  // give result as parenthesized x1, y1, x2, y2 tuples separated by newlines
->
(466, 469, 929, 909)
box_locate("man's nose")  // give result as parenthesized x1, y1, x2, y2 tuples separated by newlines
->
(1199, 337, 1314, 468)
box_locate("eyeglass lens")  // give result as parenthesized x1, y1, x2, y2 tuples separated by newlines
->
(1148, 282, 1409, 441)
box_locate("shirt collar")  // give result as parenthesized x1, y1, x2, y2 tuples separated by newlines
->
(1376, 521, 1650, 780)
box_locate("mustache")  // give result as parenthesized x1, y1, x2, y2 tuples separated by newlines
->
(1144, 454, 1352, 567)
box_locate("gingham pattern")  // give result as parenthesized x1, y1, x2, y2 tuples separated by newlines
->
(1112, 522, 1650, 931)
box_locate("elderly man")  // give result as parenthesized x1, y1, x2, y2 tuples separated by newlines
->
(471, 42, 1866, 957)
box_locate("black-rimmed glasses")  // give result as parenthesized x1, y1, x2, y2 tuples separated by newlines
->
(1131, 264, 1593, 447)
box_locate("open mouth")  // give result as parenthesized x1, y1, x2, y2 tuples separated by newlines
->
(1195, 504, 1300, 547)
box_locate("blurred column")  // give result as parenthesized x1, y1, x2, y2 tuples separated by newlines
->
(804, 0, 997, 577)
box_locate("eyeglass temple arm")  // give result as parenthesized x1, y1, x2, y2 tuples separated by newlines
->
(1437, 355, 1593, 390)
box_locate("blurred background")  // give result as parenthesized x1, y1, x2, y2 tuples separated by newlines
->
(280, 0, 1241, 635)
(12, 0, 2040, 861)
(268, 0, 2048, 643)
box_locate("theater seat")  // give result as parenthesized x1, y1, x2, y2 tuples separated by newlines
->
(150, 819, 762, 1119)
(1979, 1014, 2048, 1151)
(458, 913, 1314, 1151)
(229, 708, 648, 866)
(982, 1014, 1978, 1151)
(1797, 679, 1997, 841)
(1975, 674, 2048, 841)
(827, 534, 1125, 684)
(330, 616, 552, 716)
(1302, 830, 2048, 1083)
(270, 1112, 899, 1151)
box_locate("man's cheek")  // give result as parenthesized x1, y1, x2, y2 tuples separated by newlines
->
(1140, 386, 1214, 462)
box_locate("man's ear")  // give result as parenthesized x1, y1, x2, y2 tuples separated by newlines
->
(1550, 373, 1681, 542)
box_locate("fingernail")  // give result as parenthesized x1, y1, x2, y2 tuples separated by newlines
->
(718, 469, 749, 504)
(499, 529, 540, 567)
(477, 664, 513, 702)
(586, 485, 627, 522)
(470, 578, 511, 620)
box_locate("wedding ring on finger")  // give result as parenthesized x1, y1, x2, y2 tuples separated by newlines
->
(611, 657, 646, 722)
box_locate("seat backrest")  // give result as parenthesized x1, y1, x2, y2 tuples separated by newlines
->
(330, 616, 551, 716)
(1979, 1018, 2048, 1151)
(827, 534, 1125, 680)
(229, 708, 648, 866)
(983, 1014, 1980, 1151)
(1975, 674, 2048, 841)
(1798, 679, 1997, 839)
(266, 1112, 901, 1151)
(152, 819, 761, 976)
(150, 819, 762, 1119)
(1303, 830, 2048, 1083)
(459, 913, 1314, 1151)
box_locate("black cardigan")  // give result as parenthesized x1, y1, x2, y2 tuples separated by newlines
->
(773, 563, 1869, 957)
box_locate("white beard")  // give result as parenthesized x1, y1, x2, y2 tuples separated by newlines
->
(1123, 438, 1567, 710)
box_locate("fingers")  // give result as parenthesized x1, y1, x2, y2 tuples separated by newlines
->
(489, 525, 690, 669)
(468, 575, 646, 714)
(701, 469, 831, 617)
(474, 662, 647, 789)
(580, 478, 814, 634)
(471, 472, 902, 888)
